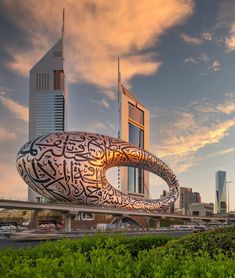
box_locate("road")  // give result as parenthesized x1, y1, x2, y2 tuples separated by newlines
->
(0, 230, 191, 249)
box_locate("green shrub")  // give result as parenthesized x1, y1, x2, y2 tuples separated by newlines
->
(0, 228, 234, 277)
(161, 227, 235, 257)
(135, 249, 235, 278)
(122, 235, 171, 256)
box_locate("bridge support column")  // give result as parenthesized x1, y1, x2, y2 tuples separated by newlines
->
(117, 217, 123, 230)
(156, 219, 160, 229)
(64, 215, 71, 232)
(30, 210, 39, 229)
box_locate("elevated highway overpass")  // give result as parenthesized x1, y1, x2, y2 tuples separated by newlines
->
(0, 199, 233, 231)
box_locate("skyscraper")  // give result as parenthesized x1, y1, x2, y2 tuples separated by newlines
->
(215, 171, 227, 214)
(118, 64, 149, 199)
(190, 192, 201, 204)
(175, 186, 192, 210)
(28, 14, 66, 201)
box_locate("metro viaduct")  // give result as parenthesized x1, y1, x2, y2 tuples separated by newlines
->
(0, 199, 232, 232)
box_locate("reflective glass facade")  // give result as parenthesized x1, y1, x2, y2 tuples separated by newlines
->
(215, 171, 227, 214)
(128, 103, 144, 125)
(128, 118, 144, 194)
(119, 85, 149, 199)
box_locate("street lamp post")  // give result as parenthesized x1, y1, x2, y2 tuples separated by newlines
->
(226, 181, 232, 214)
(226, 181, 232, 226)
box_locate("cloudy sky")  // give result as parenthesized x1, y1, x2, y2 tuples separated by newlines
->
(0, 0, 235, 210)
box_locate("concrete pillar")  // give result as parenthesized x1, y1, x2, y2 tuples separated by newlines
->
(30, 210, 39, 229)
(156, 219, 160, 229)
(64, 215, 71, 232)
(117, 217, 123, 230)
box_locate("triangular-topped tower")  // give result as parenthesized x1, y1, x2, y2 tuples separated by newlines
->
(118, 59, 150, 199)
(28, 12, 66, 201)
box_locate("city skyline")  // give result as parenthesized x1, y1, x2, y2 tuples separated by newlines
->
(0, 1, 235, 210)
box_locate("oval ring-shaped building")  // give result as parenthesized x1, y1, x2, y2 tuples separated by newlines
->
(16, 132, 179, 211)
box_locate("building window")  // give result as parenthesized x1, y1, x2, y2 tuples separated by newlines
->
(54, 96, 65, 131)
(128, 102, 144, 126)
(54, 70, 64, 90)
(36, 73, 49, 91)
(128, 167, 135, 193)
(128, 123, 144, 148)
(75, 213, 94, 221)
(128, 122, 144, 194)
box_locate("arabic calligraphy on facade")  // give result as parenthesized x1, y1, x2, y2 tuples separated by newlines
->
(16, 132, 179, 211)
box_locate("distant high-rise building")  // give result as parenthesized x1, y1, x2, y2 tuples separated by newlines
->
(215, 171, 227, 214)
(175, 187, 192, 210)
(190, 192, 201, 204)
(175, 187, 203, 215)
(175, 187, 202, 209)
(28, 15, 66, 201)
(118, 66, 149, 198)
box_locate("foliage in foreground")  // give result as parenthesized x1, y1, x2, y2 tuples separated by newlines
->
(161, 227, 235, 257)
(0, 228, 234, 277)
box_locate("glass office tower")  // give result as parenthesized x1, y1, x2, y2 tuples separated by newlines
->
(119, 85, 149, 199)
(28, 22, 66, 202)
(128, 103, 144, 194)
(215, 171, 227, 214)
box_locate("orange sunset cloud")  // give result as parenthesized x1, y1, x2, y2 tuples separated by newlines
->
(2, 0, 194, 97)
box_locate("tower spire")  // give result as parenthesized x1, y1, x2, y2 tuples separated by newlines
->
(118, 57, 121, 83)
(118, 57, 121, 139)
(61, 9, 65, 58)
(118, 57, 121, 104)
